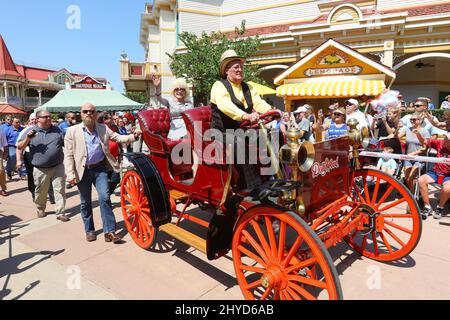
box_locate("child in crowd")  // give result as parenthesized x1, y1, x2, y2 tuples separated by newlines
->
(376, 147, 398, 176)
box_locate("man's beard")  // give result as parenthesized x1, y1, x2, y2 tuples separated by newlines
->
(83, 117, 95, 126)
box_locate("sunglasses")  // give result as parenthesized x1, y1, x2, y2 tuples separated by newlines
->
(333, 113, 343, 116)
(174, 88, 186, 92)
(82, 110, 97, 114)
(414, 105, 425, 108)
(410, 118, 420, 122)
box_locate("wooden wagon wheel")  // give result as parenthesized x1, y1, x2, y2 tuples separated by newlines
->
(232, 205, 343, 300)
(121, 170, 157, 250)
(346, 169, 422, 261)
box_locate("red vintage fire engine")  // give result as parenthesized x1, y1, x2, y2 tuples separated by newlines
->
(120, 106, 421, 300)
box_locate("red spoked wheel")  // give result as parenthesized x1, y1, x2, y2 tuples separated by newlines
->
(121, 170, 156, 250)
(346, 169, 422, 261)
(232, 206, 342, 300)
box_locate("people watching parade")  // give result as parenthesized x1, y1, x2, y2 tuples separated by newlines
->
(0, 126, 8, 196)
(5, 117, 25, 181)
(415, 132, 450, 220)
(397, 112, 430, 192)
(376, 147, 398, 176)
(59, 112, 76, 135)
(314, 107, 348, 140)
(345, 98, 369, 130)
(293, 105, 312, 142)
(441, 95, 450, 109)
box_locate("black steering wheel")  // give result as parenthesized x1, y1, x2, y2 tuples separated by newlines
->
(240, 110, 282, 129)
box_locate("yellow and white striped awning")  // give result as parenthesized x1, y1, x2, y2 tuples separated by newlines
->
(276, 79, 385, 98)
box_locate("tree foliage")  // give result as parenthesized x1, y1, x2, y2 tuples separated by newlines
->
(167, 21, 265, 104)
(124, 91, 147, 104)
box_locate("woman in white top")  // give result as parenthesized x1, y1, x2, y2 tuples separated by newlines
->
(152, 76, 194, 140)
(440, 95, 450, 109)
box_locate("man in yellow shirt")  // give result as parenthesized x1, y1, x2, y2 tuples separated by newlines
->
(210, 49, 281, 191)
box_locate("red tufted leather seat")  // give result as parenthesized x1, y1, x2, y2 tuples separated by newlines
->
(182, 106, 226, 165)
(137, 108, 192, 176)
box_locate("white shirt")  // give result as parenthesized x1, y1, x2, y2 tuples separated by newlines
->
(347, 110, 369, 130)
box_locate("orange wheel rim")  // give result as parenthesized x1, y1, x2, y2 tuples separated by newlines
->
(121, 171, 156, 249)
(348, 169, 422, 261)
(232, 207, 341, 300)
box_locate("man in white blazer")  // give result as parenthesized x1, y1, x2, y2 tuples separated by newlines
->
(65, 103, 142, 243)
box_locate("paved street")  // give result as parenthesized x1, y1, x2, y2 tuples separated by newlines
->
(1, 177, 449, 300)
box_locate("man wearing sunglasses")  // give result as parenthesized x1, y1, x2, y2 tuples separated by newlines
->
(64, 103, 142, 243)
(400, 98, 443, 136)
(345, 98, 369, 130)
(17, 111, 66, 221)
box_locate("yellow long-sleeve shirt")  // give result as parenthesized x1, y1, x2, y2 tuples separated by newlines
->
(210, 80, 272, 121)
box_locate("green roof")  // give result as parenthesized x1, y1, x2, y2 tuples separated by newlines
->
(37, 89, 145, 113)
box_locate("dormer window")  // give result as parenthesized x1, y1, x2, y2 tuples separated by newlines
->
(56, 73, 70, 85)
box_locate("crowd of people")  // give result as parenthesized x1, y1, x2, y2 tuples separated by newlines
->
(1, 65, 449, 242)
(0, 106, 142, 243)
(265, 95, 449, 220)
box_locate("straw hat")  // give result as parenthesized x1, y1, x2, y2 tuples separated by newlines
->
(219, 49, 246, 78)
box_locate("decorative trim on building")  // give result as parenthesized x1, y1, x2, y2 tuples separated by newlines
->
(178, 0, 314, 17)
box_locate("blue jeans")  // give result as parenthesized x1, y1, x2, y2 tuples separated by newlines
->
(6, 146, 26, 176)
(77, 165, 116, 234)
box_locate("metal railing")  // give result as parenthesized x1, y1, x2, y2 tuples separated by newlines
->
(24, 97, 52, 106)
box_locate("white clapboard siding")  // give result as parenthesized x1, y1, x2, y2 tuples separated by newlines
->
(179, 12, 221, 35)
(221, 0, 303, 11)
(377, 0, 444, 10)
(179, 0, 320, 35)
(178, 0, 222, 12)
(220, 2, 320, 30)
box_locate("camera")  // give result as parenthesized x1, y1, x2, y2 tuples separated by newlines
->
(27, 129, 37, 138)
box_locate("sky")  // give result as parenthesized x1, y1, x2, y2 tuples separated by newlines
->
(0, 0, 151, 93)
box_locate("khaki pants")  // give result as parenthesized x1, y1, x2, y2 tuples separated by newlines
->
(0, 149, 6, 191)
(33, 163, 66, 215)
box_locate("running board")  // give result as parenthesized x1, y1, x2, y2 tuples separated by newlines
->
(159, 223, 207, 254)
(169, 190, 189, 201)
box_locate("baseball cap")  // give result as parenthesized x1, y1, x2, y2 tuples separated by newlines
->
(345, 98, 359, 106)
(293, 106, 308, 114)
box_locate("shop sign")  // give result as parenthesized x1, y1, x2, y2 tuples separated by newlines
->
(304, 65, 362, 77)
(316, 51, 350, 65)
(71, 76, 106, 90)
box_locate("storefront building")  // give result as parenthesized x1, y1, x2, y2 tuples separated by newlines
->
(122, 0, 450, 108)
(275, 38, 396, 111)
(0, 35, 108, 112)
